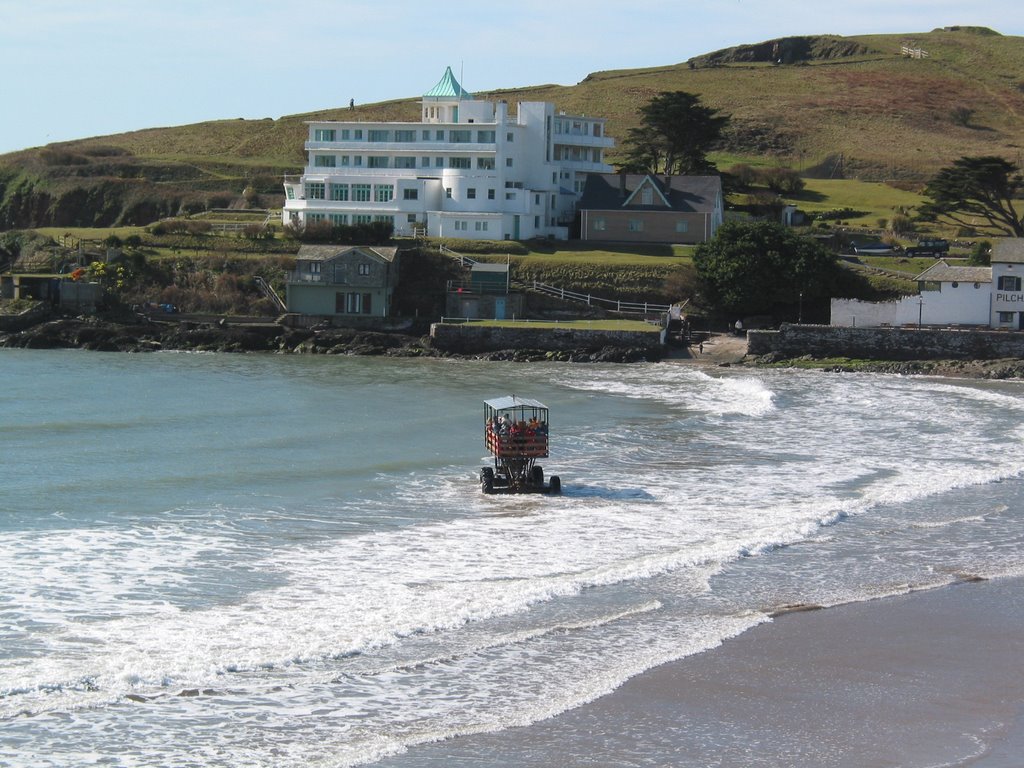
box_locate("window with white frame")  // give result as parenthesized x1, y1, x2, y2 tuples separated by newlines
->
(477, 157, 495, 170)
(488, 189, 495, 199)
(403, 188, 418, 200)
(305, 182, 325, 199)
(450, 130, 471, 143)
(445, 188, 452, 198)
(329, 213, 348, 226)
(506, 158, 513, 167)
(641, 187, 653, 205)
(314, 155, 336, 167)
(368, 129, 389, 142)
(352, 184, 371, 202)
(675, 220, 689, 233)
(475, 221, 488, 231)
(476, 130, 495, 143)
(368, 156, 389, 168)
(358, 263, 371, 276)
(628, 219, 644, 232)
(394, 129, 415, 142)
(394, 156, 416, 169)
(306, 212, 325, 223)
(314, 128, 336, 142)
(374, 185, 394, 202)
(593, 217, 607, 231)
(449, 157, 471, 169)
(998, 311, 1015, 323)
(330, 183, 349, 201)
(467, 188, 476, 199)
(353, 214, 372, 224)
(340, 129, 351, 140)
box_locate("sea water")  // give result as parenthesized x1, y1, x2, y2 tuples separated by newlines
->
(1, 349, 1023, 767)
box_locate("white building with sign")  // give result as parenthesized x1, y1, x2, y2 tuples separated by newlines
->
(830, 238, 1024, 329)
(282, 67, 614, 241)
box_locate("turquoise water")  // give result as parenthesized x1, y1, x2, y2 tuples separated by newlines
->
(2, 349, 1023, 767)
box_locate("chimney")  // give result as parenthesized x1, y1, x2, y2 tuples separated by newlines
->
(619, 172, 627, 198)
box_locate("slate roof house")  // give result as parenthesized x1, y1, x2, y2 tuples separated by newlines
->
(576, 173, 724, 244)
(285, 245, 400, 325)
(830, 238, 1024, 329)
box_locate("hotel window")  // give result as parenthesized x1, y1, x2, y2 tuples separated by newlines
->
(403, 188, 418, 200)
(445, 187, 452, 198)
(475, 221, 488, 231)
(435, 157, 445, 167)
(593, 217, 607, 231)
(421, 157, 431, 167)
(555, 120, 562, 134)
(997, 275, 1022, 291)
(534, 216, 540, 228)
(339, 155, 350, 166)
(368, 130, 389, 142)
(354, 129, 363, 140)
(999, 311, 1015, 323)
(368, 156, 389, 168)
(352, 184, 371, 202)
(353, 214, 372, 224)
(340, 129, 351, 140)
(435, 130, 445, 141)
(476, 130, 495, 143)
(593, 124, 602, 136)
(407, 213, 417, 223)
(306, 213, 325, 223)
(313, 128, 336, 142)
(374, 185, 394, 202)
(506, 132, 514, 141)
(422, 130, 430, 140)
(449, 157, 471, 169)
(329, 213, 348, 226)
(477, 157, 495, 170)
(467, 188, 476, 199)
(534, 194, 541, 205)
(488, 189, 495, 199)
(305, 182, 325, 200)
(353, 156, 363, 166)
(506, 158, 513, 167)
(505, 192, 516, 200)
(450, 129, 471, 143)
(455, 221, 468, 231)
(628, 219, 644, 232)
(395, 129, 415, 142)
(675, 220, 689, 233)
(394, 156, 416, 169)
(330, 183, 349, 201)
(374, 215, 393, 225)
(286, 186, 295, 200)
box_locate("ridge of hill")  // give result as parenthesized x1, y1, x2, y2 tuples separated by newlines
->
(1, 26, 1022, 229)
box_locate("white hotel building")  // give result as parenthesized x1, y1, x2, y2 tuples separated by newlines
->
(282, 67, 614, 240)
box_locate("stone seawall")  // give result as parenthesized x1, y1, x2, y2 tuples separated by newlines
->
(748, 324, 1024, 360)
(429, 323, 663, 353)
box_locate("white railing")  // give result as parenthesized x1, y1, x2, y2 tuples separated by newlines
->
(527, 280, 670, 315)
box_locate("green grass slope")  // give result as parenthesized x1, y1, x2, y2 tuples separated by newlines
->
(1, 26, 1021, 229)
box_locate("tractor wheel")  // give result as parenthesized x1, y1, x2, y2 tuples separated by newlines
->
(549, 475, 561, 494)
(480, 467, 495, 494)
(532, 465, 544, 486)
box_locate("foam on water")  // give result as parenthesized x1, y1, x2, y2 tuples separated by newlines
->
(2, 352, 1024, 767)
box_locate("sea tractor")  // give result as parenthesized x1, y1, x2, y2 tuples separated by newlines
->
(481, 396, 561, 494)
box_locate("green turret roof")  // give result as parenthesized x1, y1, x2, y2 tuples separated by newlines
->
(423, 66, 473, 100)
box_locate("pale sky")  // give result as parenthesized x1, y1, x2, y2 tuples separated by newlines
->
(0, 0, 1020, 155)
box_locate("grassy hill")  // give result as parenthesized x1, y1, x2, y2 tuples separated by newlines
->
(1, 26, 1022, 229)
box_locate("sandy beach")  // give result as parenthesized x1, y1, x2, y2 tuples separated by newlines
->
(378, 577, 1024, 768)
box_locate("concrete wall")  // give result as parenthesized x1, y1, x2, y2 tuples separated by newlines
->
(749, 323, 1024, 360)
(430, 322, 663, 352)
(831, 286, 990, 328)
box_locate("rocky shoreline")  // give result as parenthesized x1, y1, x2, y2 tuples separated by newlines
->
(746, 351, 1024, 380)
(0, 314, 662, 364)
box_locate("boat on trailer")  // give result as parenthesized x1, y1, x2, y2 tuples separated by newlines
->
(481, 396, 561, 494)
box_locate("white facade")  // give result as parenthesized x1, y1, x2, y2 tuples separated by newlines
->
(830, 243, 1024, 329)
(282, 68, 614, 241)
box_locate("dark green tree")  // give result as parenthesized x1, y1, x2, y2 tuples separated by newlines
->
(693, 221, 837, 315)
(617, 91, 729, 176)
(919, 156, 1023, 236)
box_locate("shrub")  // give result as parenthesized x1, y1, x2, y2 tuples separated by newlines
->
(758, 166, 805, 194)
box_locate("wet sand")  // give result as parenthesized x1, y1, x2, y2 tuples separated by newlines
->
(379, 578, 1024, 767)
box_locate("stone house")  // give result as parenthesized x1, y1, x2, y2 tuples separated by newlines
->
(285, 245, 400, 325)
